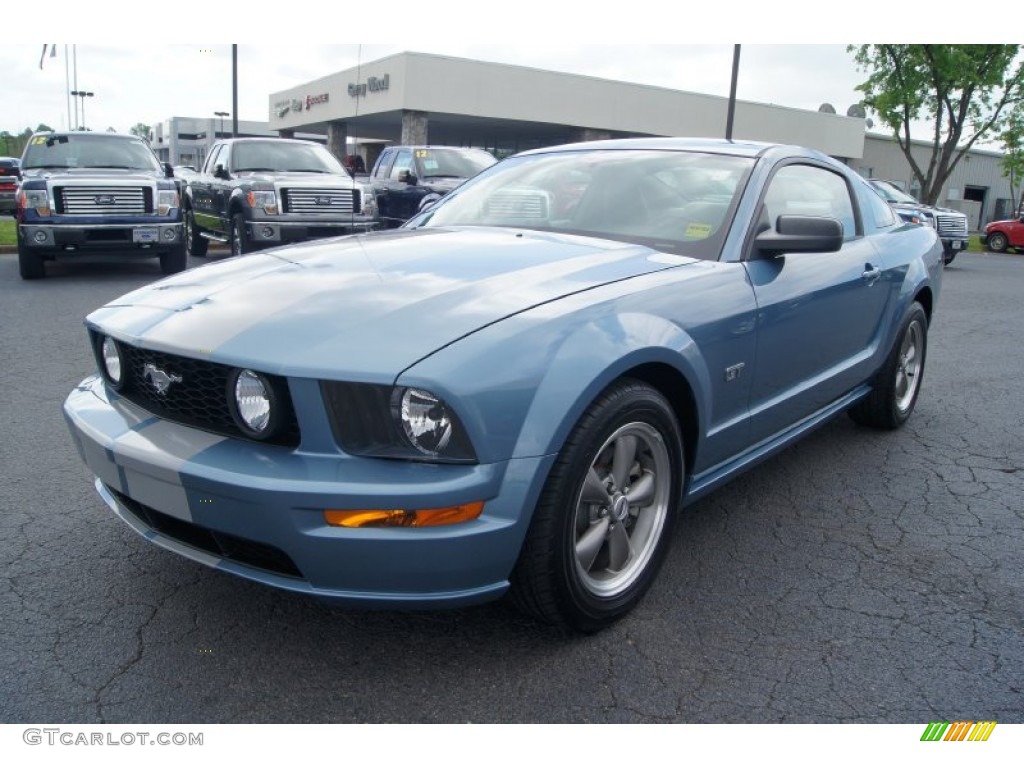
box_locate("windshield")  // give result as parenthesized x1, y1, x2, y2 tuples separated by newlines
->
(232, 141, 346, 174)
(416, 148, 496, 178)
(869, 179, 919, 205)
(22, 134, 162, 171)
(414, 149, 754, 258)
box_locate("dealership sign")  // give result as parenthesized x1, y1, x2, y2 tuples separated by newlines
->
(348, 74, 390, 98)
(273, 98, 304, 118)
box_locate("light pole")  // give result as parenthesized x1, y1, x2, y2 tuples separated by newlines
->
(214, 111, 229, 138)
(70, 90, 94, 130)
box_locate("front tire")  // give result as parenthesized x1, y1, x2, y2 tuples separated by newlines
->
(511, 380, 683, 633)
(185, 209, 208, 257)
(987, 232, 1008, 253)
(159, 242, 187, 274)
(230, 213, 254, 256)
(17, 229, 45, 280)
(849, 301, 928, 429)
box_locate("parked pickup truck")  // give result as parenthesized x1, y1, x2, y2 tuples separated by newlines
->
(184, 137, 377, 257)
(16, 131, 185, 280)
(979, 212, 1024, 253)
(366, 145, 496, 228)
(867, 178, 969, 265)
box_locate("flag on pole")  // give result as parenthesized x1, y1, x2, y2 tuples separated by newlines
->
(39, 44, 56, 69)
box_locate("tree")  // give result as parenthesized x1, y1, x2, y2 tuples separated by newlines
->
(999, 106, 1024, 217)
(107, 126, 118, 133)
(35, 123, 53, 132)
(851, 45, 1024, 205)
(129, 123, 151, 142)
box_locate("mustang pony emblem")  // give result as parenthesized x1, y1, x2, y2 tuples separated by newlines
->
(143, 363, 182, 395)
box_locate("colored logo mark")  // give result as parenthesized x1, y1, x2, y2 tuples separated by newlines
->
(920, 721, 997, 742)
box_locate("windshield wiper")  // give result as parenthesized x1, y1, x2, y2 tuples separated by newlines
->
(25, 164, 72, 169)
(235, 167, 275, 172)
(423, 174, 462, 179)
(290, 168, 330, 173)
(88, 165, 137, 170)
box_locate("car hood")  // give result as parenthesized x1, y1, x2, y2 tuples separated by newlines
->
(22, 167, 163, 183)
(88, 227, 695, 379)
(236, 170, 356, 187)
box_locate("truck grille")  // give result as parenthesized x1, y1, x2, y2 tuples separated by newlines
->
(57, 185, 152, 215)
(282, 187, 358, 214)
(91, 334, 300, 447)
(936, 214, 968, 238)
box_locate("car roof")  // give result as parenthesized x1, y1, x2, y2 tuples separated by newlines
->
(514, 136, 812, 160)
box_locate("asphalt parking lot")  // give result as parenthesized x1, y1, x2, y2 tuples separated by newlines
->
(1, 249, 1021, 724)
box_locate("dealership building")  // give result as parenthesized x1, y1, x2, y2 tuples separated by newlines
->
(254, 51, 1012, 227)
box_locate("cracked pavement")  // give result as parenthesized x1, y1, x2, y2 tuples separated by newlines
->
(1, 251, 1021, 723)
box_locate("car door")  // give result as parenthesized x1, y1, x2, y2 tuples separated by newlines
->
(191, 143, 223, 232)
(743, 162, 894, 444)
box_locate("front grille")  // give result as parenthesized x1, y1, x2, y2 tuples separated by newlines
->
(282, 187, 358, 215)
(56, 185, 151, 215)
(92, 334, 299, 447)
(936, 214, 968, 238)
(108, 486, 304, 579)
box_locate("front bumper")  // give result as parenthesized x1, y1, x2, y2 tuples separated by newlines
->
(20, 221, 183, 252)
(63, 375, 550, 608)
(246, 217, 377, 245)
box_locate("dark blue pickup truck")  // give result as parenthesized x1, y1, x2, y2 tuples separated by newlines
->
(366, 145, 496, 228)
(16, 131, 185, 280)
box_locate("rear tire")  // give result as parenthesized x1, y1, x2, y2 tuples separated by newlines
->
(17, 230, 45, 280)
(849, 301, 928, 429)
(943, 250, 956, 265)
(510, 379, 683, 633)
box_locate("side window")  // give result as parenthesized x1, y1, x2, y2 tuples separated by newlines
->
(763, 164, 857, 241)
(859, 181, 898, 229)
(389, 149, 414, 181)
(373, 149, 393, 179)
(204, 144, 223, 174)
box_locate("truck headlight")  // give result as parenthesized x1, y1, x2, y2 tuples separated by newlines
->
(20, 188, 50, 216)
(157, 189, 179, 216)
(357, 185, 378, 218)
(247, 190, 279, 215)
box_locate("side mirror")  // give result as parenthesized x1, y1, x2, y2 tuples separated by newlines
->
(398, 169, 417, 185)
(163, 162, 174, 178)
(214, 164, 229, 180)
(754, 215, 844, 258)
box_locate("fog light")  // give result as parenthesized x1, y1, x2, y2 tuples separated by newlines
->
(261, 226, 274, 238)
(324, 501, 485, 528)
(163, 228, 176, 240)
(34, 231, 48, 243)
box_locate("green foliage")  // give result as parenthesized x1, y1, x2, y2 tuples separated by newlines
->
(129, 123, 152, 141)
(851, 45, 1024, 205)
(999, 106, 1024, 215)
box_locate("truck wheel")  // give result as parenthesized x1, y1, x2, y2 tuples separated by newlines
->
(185, 209, 208, 257)
(230, 213, 255, 256)
(943, 251, 956, 266)
(159, 242, 187, 275)
(987, 232, 1008, 253)
(17, 230, 45, 280)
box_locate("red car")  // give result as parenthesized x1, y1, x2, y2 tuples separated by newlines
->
(0, 157, 20, 215)
(981, 213, 1024, 252)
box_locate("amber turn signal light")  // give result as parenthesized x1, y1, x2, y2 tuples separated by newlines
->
(324, 501, 485, 528)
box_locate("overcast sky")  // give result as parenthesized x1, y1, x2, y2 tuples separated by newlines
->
(7, 44, 872, 136)
(1, 7, 1012, 142)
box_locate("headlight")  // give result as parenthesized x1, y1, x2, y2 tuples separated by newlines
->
(357, 185, 377, 218)
(227, 368, 286, 440)
(19, 188, 50, 216)
(321, 382, 477, 463)
(395, 388, 454, 456)
(101, 336, 123, 387)
(247, 189, 278, 215)
(157, 189, 179, 216)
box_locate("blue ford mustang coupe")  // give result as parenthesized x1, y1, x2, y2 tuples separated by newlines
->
(64, 138, 942, 632)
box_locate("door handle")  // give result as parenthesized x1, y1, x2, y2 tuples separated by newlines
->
(862, 265, 882, 285)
